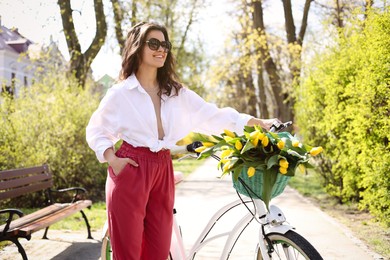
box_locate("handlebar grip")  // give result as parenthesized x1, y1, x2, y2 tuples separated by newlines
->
(186, 141, 203, 153)
(270, 121, 293, 132)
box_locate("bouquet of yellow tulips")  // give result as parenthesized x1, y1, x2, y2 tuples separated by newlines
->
(194, 125, 323, 210)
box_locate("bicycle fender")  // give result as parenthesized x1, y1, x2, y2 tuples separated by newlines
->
(265, 223, 294, 235)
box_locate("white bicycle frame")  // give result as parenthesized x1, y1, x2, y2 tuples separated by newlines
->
(101, 144, 297, 260)
(169, 195, 295, 260)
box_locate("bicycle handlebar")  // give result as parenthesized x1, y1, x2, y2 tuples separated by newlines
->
(269, 121, 292, 133)
(171, 121, 292, 155)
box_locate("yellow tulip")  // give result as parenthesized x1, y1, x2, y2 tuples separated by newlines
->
(223, 161, 233, 172)
(247, 167, 256, 178)
(292, 140, 300, 147)
(309, 146, 323, 156)
(202, 142, 215, 147)
(220, 149, 233, 159)
(257, 133, 265, 141)
(279, 167, 288, 174)
(220, 158, 229, 164)
(224, 129, 236, 138)
(235, 140, 243, 150)
(277, 140, 285, 150)
(194, 146, 207, 153)
(224, 136, 233, 142)
(249, 130, 260, 140)
(261, 136, 269, 147)
(279, 159, 289, 168)
(251, 137, 259, 147)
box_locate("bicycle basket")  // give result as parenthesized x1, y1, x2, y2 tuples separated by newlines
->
(232, 168, 291, 200)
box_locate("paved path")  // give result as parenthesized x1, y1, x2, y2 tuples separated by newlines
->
(0, 159, 385, 259)
(175, 158, 384, 260)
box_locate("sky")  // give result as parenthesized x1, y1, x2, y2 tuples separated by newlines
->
(0, 0, 309, 81)
(0, 0, 245, 81)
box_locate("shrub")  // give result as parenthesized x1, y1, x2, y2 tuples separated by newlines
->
(0, 71, 106, 207)
(296, 8, 390, 226)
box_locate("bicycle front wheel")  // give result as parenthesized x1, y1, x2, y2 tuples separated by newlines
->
(256, 230, 323, 260)
(101, 235, 113, 260)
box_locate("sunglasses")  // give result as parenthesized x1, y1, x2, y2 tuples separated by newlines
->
(145, 38, 172, 53)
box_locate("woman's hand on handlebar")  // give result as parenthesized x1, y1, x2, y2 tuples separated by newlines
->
(247, 118, 283, 131)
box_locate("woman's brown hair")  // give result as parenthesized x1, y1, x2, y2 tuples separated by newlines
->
(120, 22, 182, 96)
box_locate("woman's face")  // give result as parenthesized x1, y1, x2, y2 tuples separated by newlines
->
(140, 30, 169, 69)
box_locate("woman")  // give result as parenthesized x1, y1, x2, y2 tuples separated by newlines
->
(86, 21, 280, 260)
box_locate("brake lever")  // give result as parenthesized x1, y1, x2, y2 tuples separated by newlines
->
(186, 141, 203, 153)
(270, 121, 292, 133)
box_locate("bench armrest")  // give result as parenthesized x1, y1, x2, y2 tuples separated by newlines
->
(47, 187, 88, 204)
(0, 209, 24, 233)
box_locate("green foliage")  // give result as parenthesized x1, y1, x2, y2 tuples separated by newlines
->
(296, 8, 390, 226)
(0, 71, 106, 207)
(194, 126, 322, 210)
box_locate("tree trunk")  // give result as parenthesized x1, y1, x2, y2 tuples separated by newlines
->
(281, 0, 313, 121)
(111, 0, 125, 54)
(251, 0, 269, 118)
(58, 0, 107, 88)
(251, 0, 286, 120)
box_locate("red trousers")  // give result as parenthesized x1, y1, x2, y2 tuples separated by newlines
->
(106, 142, 175, 260)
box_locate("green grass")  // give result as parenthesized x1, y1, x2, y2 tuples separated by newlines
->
(172, 157, 205, 176)
(288, 171, 390, 259)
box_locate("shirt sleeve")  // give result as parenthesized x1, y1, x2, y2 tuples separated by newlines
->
(86, 87, 121, 163)
(181, 88, 253, 136)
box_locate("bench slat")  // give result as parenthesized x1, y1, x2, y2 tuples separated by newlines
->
(0, 204, 65, 232)
(0, 165, 49, 181)
(0, 173, 52, 191)
(0, 180, 53, 200)
(17, 200, 92, 236)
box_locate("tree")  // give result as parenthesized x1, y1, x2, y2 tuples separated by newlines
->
(255, 0, 312, 121)
(109, 0, 207, 93)
(58, 0, 107, 88)
(211, 0, 313, 121)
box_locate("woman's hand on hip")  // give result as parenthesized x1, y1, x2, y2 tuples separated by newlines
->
(104, 147, 139, 176)
(110, 157, 139, 176)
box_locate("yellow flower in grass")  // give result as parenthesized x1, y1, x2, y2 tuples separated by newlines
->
(279, 159, 289, 168)
(224, 129, 236, 138)
(247, 167, 256, 178)
(277, 140, 285, 150)
(235, 140, 243, 150)
(298, 164, 306, 173)
(279, 167, 288, 174)
(309, 146, 323, 156)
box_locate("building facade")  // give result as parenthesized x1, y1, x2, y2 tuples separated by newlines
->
(0, 18, 34, 96)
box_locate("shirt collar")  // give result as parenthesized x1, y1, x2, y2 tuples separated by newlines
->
(124, 73, 169, 101)
(124, 74, 142, 91)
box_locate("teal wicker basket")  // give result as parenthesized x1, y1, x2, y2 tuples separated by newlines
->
(232, 168, 291, 200)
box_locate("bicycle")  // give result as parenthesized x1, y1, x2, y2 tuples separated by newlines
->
(101, 122, 323, 260)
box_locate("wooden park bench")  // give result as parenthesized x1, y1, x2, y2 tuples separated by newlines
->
(0, 164, 93, 260)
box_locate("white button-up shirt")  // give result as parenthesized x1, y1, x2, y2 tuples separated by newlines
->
(86, 74, 253, 162)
